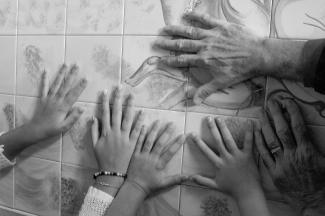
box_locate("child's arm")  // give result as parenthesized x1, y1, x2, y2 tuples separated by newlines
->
(0, 64, 87, 166)
(190, 117, 270, 216)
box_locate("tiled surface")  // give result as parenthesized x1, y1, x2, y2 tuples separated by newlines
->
(14, 156, 60, 216)
(1, 0, 325, 215)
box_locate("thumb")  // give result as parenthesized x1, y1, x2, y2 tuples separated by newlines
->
(190, 174, 218, 189)
(61, 107, 84, 132)
(193, 80, 220, 105)
(91, 116, 99, 147)
(162, 175, 189, 188)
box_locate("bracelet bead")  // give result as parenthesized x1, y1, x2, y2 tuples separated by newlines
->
(93, 171, 127, 179)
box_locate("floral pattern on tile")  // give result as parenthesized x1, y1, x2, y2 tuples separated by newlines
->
(0, 94, 14, 132)
(180, 185, 240, 216)
(266, 78, 325, 125)
(67, 0, 123, 34)
(0, 36, 15, 94)
(0, 0, 17, 35)
(271, 0, 325, 39)
(14, 156, 60, 216)
(61, 164, 96, 216)
(122, 36, 187, 110)
(16, 35, 65, 97)
(65, 36, 121, 103)
(18, 0, 66, 34)
(15, 96, 61, 161)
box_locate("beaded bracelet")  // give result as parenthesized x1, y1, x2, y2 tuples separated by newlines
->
(93, 171, 127, 179)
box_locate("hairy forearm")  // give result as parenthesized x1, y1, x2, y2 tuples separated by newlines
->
(0, 124, 44, 161)
(235, 186, 271, 216)
(105, 181, 146, 216)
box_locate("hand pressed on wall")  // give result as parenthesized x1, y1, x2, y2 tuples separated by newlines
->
(255, 98, 325, 214)
(154, 12, 268, 104)
(29, 64, 88, 140)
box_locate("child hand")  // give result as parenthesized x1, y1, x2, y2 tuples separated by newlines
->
(91, 87, 144, 174)
(190, 117, 260, 199)
(29, 64, 87, 140)
(127, 121, 187, 195)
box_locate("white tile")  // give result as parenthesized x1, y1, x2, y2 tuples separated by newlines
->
(18, 0, 66, 34)
(15, 96, 61, 161)
(0, 0, 17, 35)
(67, 0, 123, 34)
(122, 36, 187, 110)
(271, 0, 325, 39)
(16, 35, 65, 97)
(65, 36, 121, 103)
(0, 36, 15, 94)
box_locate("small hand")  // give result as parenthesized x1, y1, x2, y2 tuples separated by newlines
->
(127, 121, 187, 195)
(154, 12, 267, 104)
(190, 117, 260, 199)
(91, 87, 144, 174)
(255, 98, 325, 212)
(29, 64, 87, 140)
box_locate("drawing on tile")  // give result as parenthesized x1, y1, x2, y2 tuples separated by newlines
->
(23, 45, 45, 87)
(61, 177, 80, 215)
(91, 45, 120, 78)
(0, 0, 16, 32)
(2, 103, 14, 130)
(69, 115, 92, 151)
(124, 0, 267, 113)
(201, 196, 232, 216)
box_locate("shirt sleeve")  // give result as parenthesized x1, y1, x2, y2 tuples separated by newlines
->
(0, 132, 16, 171)
(302, 39, 325, 93)
(79, 186, 114, 216)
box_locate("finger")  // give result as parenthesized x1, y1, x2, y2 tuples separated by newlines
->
(159, 135, 185, 168)
(61, 107, 84, 133)
(243, 130, 253, 154)
(193, 80, 221, 105)
(101, 90, 110, 135)
(191, 133, 222, 166)
(260, 111, 282, 159)
(190, 174, 218, 189)
(281, 99, 309, 146)
(56, 64, 79, 99)
(154, 38, 204, 53)
(206, 117, 228, 156)
(135, 125, 146, 154)
(64, 78, 87, 106)
(159, 55, 200, 67)
(91, 116, 99, 147)
(151, 123, 175, 155)
(142, 120, 160, 152)
(215, 118, 239, 154)
(40, 70, 49, 99)
(254, 126, 275, 170)
(183, 12, 221, 29)
(130, 110, 145, 141)
(48, 64, 67, 97)
(162, 175, 189, 188)
(121, 94, 134, 134)
(112, 86, 123, 129)
(160, 25, 206, 39)
(267, 99, 296, 151)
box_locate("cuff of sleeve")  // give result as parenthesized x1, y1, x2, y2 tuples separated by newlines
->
(0, 132, 16, 170)
(79, 186, 114, 216)
(302, 39, 325, 88)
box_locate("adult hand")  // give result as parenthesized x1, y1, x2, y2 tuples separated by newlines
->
(29, 64, 87, 140)
(91, 88, 144, 174)
(190, 117, 259, 198)
(255, 98, 325, 213)
(127, 121, 187, 195)
(154, 12, 267, 104)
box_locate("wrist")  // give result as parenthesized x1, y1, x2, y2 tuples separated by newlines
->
(232, 181, 264, 201)
(124, 180, 149, 197)
(93, 176, 124, 197)
(23, 122, 48, 142)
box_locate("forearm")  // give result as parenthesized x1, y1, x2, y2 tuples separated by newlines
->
(0, 123, 43, 161)
(235, 186, 271, 216)
(105, 181, 147, 216)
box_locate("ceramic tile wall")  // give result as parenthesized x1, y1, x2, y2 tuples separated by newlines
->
(0, 0, 325, 215)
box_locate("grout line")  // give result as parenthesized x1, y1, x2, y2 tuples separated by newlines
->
(119, 0, 126, 86)
(0, 205, 37, 216)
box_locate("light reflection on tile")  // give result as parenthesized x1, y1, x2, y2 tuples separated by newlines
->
(0, 36, 15, 94)
(61, 164, 96, 216)
(18, 0, 66, 34)
(65, 36, 121, 103)
(0, 0, 17, 35)
(16, 35, 65, 97)
(14, 156, 60, 216)
(67, 0, 123, 34)
(15, 96, 61, 161)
